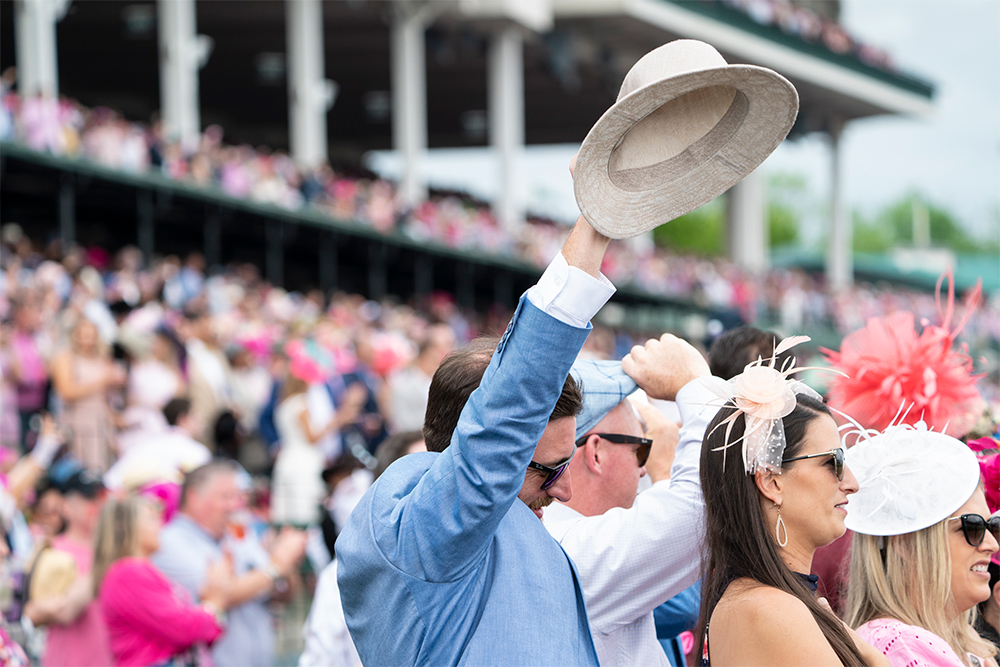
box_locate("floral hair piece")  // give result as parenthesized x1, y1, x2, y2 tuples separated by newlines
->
(822, 271, 984, 437)
(967, 436, 1000, 516)
(707, 336, 840, 475)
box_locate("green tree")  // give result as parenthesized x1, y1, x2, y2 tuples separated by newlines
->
(876, 194, 981, 253)
(768, 203, 799, 248)
(767, 172, 806, 248)
(652, 198, 724, 255)
(852, 209, 893, 254)
(651, 172, 809, 256)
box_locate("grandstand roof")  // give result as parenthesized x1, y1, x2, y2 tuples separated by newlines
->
(772, 249, 1000, 294)
(0, 141, 706, 319)
(0, 0, 934, 161)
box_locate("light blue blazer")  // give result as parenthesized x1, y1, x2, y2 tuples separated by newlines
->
(337, 296, 600, 667)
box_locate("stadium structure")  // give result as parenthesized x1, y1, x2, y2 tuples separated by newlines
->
(0, 0, 937, 337)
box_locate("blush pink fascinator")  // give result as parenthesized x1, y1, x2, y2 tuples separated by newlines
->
(822, 272, 984, 438)
(707, 336, 835, 474)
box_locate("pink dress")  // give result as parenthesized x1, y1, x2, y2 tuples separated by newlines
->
(60, 355, 114, 471)
(43, 536, 113, 667)
(856, 618, 980, 667)
(99, 558, 222, 667)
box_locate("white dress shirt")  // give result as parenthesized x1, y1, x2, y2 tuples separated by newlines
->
(544, 377, 718, 667)
(299, 560, 361, 667)
(527, 251, 615, 327)
(299, 251, 614, 666)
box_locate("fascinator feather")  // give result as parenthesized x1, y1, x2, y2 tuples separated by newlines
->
(707, 336, 836, 475)
(822, 272, 983, 437)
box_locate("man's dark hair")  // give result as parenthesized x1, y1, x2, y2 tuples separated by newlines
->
(708, 326, 795, 381)
(373, 430, 425, 480)
(422, 337, 582, 453)
(180, 459, 239, 509)
(163, 398, 192, 427)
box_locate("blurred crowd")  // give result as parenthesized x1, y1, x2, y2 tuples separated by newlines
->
(0, 218, 996, 667)
(4, 76, 995, 359)
(0, 228, 489, 665)
(710, 0, 899, 72)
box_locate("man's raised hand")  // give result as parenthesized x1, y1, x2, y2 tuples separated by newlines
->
(622, 334, 709, 401)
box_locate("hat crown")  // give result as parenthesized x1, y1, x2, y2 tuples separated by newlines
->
(845, 425, 981, 536)
(618, 40, 729, 101)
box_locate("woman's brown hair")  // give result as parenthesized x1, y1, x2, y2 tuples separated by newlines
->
(697, 393, 868, 666)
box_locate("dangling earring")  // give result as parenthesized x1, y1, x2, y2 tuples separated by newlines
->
(774, 504, 788, 548)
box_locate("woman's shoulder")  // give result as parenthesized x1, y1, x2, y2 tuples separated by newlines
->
(857, 617, 936, 641)
(278, 392, 307, 411)
(711, 582, 842, 666)
(720, 579, 805, 607)
(712, 579, 815, 635)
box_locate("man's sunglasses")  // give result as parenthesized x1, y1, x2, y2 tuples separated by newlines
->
(575, 433, 653, 467)
(781, 448, 846, 481)
(527, 451, 574, 491)
(948, 514, 1000, 548)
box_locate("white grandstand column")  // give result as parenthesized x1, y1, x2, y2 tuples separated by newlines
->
(14, 0, 69, 97)
(286, 0, 336, 169)
(157, 0, 212, 149)
(391, 4, 431, 205)
(726, 169, 768, 273)
(488, 26, 526, 234)
(825, 120, 852, 290)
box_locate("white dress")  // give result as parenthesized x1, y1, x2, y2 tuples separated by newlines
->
(272, 393, 326, 525)
(128, 359, 181, 409)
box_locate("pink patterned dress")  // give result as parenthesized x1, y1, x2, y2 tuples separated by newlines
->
(856, 618, 985, 667)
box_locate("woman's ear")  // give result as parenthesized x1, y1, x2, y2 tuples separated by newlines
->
(754, 468, 783, 507)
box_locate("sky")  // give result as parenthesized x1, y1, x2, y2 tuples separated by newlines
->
(367, 0, 1000, 247)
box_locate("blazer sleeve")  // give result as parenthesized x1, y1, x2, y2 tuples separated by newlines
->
(101, 559, 223, 649)
(371, 296, 592, 583)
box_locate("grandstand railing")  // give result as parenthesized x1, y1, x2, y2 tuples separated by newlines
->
(0, 141, 722, 335)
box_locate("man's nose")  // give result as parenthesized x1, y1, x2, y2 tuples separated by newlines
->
(548, 469, 573, 503)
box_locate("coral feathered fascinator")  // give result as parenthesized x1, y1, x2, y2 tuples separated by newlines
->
(822, 272, 984, 438)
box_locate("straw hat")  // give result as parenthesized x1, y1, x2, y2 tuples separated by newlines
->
(844, 423, 981, 537)
(574, 39, 798, 239)
(27, 546, 78, 601)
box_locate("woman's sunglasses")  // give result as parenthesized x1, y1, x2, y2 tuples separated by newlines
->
(575, 433, 653, 467)
(948, 513, 1000, 548)
(781, 448, 846, 481)
(527, 453, 574, 490)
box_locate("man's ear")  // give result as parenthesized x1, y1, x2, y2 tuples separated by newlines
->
(581, 434, 602, 475)
(754, 468, 783, 507)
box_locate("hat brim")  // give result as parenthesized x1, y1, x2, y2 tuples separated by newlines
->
(574, 65, 798, 240)
(844, 429, 981, 537)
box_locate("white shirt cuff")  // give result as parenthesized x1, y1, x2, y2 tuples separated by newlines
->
(676, 376, 723, 423)
(526, 252, 616, 328)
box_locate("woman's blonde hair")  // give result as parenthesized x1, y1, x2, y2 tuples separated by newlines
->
(70, 317, 109, 358)
(845, 517, 996, 665)
(92, 495, 152, 594)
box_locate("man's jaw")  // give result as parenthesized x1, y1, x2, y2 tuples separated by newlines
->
(527, 497, 554, 520)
